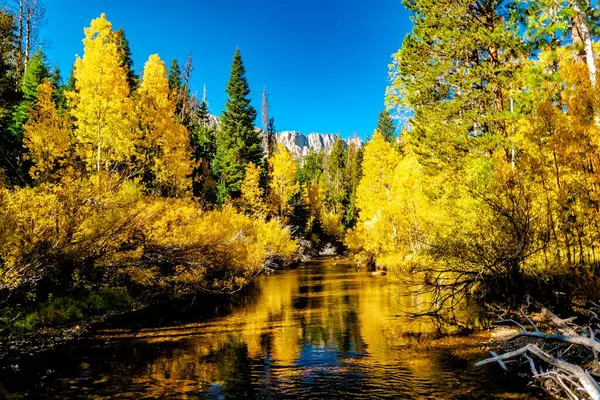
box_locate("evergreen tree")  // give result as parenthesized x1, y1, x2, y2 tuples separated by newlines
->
(323, 137, 347, 215)
(0, 12, 20, 183)
(0, 12, 18, 126)
(65, 65, 76, 93)
(168, 58, 182, 92)
(389, 0, 523, 166)
(115, 27, 138, 90)
(344, 140, 363, 228)
(376, 109, 396, 144)
(49, 66, 67, 110)
(297, 149, 324, 185)
(10, 49, 49, 142)
(190, 97, 217, 204)
(213, 48, 261, 202)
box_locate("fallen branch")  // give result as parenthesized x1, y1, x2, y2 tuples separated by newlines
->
(478, 300, 600, 400)
(477, 344, 600, 400)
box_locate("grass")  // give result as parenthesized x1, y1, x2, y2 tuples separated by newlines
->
(0, 288, 132, 335)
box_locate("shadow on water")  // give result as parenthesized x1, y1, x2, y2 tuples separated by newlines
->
(0, 259, 548, 399)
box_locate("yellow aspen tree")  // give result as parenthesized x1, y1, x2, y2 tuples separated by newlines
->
(269, 144, 299, 219)
(240, 162, 267, 218)
(68, 14, 134, 174)
(135, 54, 192, 196)
(354, 131, 401, 254)
(23, 80, 71, 182)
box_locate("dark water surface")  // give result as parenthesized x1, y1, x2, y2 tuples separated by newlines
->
(1, 259, 545, 399)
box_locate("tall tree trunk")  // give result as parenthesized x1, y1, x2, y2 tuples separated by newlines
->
(571, 0, 597, 87)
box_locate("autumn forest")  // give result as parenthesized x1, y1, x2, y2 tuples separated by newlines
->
(2, 0, 600, 398)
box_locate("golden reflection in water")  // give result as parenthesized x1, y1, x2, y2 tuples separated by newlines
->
(56, 258, 545, 400)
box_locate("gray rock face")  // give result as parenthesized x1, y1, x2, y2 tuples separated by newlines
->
(276, 131, 362, 158)
(207, 114, 362, 157)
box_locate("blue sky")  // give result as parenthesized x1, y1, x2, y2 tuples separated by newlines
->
(40, 0, 411, 139)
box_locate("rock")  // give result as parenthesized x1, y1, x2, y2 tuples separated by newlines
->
(204, 114, 363, 158)
(276, 131, 363, 158)
(319, 243, 338, 257)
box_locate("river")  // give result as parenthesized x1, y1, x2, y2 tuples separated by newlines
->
(1, 258, 545, 399)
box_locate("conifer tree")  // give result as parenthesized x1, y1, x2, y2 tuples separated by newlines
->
(323, 137, 347, 215)
(213, 48, 261, 202)
(297, 150, 324, 185)
(389, 0, 523, 166)
(376, 109, 396, 145)
(168, 58, 182, 92)
(68, 13, 134, 174)
(190, 94, 217, 204)
(49, 66, 67, 110)
(0, 12, 20, 183)
(115, 27, 138, 90)
(10, 49, 49, 142)
(344, 140, 363, 227)
(0, 12, 17, 124)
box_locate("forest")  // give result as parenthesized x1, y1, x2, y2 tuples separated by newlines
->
(1, 0, 600, 398)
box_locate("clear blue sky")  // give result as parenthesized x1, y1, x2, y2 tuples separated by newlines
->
(41, 0, 410, 139)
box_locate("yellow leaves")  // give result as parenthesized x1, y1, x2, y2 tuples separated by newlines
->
(269, 144, 299, 219)
(69, 13, 134, 173)
(135, 54, 192, 196)
(356, 131, 400, 221)
(350, 131, 431, 258)
(241, 162, 267, 218)
(23, 80, 71, 181)
(142, 201, 297, 290)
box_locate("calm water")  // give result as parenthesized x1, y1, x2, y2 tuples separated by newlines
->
(1, 259, 544, 399)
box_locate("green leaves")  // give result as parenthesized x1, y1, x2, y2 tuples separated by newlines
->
(213, 48, 261, 203)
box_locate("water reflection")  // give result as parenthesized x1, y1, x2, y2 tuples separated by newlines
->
(1, 259, 545, 399)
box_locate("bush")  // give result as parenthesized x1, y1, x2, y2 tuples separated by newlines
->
(0, 289, 132, 335)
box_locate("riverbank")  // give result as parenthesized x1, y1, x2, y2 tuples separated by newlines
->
(0, 259, 545, 399)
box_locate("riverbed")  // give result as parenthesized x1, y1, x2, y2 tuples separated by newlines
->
(0, 258, 546, 399)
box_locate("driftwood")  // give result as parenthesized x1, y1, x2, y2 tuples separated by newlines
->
(476, 298, 600, 400)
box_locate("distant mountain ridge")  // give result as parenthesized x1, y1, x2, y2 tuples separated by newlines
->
(207, 114, 362, 158)
(276, 131, 362, 158)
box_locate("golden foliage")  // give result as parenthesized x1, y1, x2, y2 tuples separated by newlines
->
(68, 13, 134, 173)
(23, 80, 71, 181)
(135, 54, 192, 196)
(269, 144, 299, 220)
(240, 162, 267, 218)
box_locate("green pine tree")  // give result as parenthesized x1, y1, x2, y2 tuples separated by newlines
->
(168, 58, 182, 92)
(297, 149, 324, 185)
(213, 48, 261, 203)
(65, 64, 76, 93)
(0, 12, 20, 183)
(390, 0, 523, 167)
(323, 137, 348, 215)
(344, 141, 363, 228)
(0, 12, 17, 126)
(9, 49, 49, 143)
(190, 98, 217, 204)
(49, 66, 67, 110)
(115, 27, 138, 90)
(376, 109, 396, 144)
